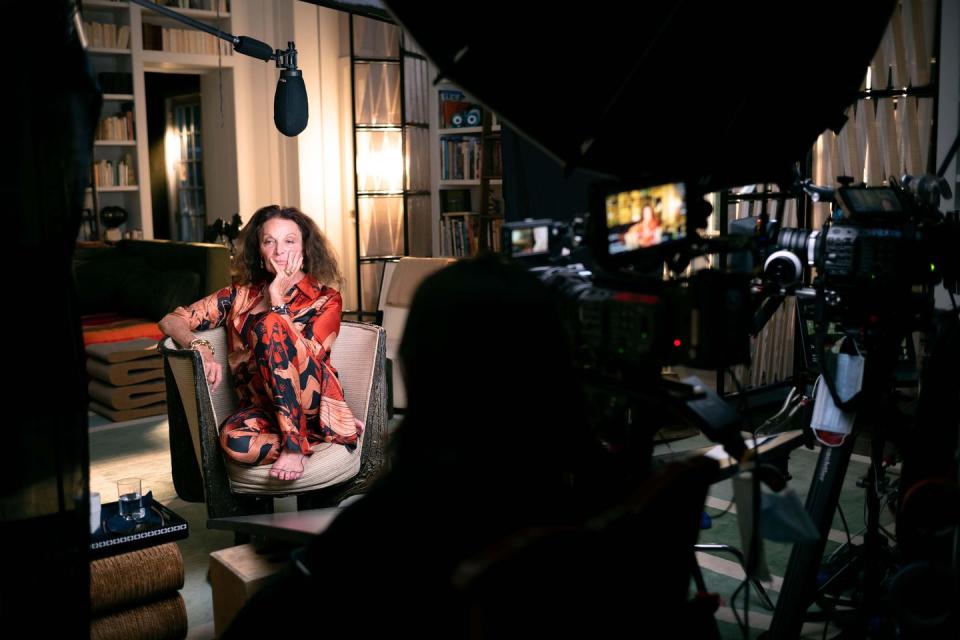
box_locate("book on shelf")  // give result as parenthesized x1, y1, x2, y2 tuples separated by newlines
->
(96, 106, 135, 142)
(440, 212, 479, 257)
(83, 22, 131, 50)
(440, 135, 482, 180)
(438, 89, 483, 129)
(90, 493, 189, 559)
(93, 155, 136, 187)
(142, 23, 233, 55)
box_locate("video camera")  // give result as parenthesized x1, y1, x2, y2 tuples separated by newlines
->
(502, 173, 958, 464)
(503, 180, 755, 462)
(754, 176, 958, 328)
(504, 180, 752, 373)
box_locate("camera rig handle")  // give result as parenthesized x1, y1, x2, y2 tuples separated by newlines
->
(798, 178, 836, 204)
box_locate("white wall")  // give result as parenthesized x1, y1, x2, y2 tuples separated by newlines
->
(229, 0, 354, 286)
(200, 69, 240, 223)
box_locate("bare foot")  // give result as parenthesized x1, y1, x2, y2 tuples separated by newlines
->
(270, 450, 307, 481)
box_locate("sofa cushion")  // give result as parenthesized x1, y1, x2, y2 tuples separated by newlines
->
(116, 266, 200, 321)
(74, 255, 147, 315)
(81, 313, 164, 346)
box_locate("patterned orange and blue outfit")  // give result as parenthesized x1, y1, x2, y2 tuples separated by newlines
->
(170, 275, 359, 466)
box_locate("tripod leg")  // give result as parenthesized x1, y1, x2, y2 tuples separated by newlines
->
(768, 435, 857, 639)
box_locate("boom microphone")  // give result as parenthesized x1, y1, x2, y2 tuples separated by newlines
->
(274, 68, 308, 137)
(234, 35, 274, 61)
(131, 0, 308, 137)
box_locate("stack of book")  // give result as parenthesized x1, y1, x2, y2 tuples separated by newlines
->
(86, 338, 166, 421)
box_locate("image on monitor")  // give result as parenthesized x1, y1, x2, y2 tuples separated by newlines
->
(510, 224, 550, 256)
(606, 182, 686, 255)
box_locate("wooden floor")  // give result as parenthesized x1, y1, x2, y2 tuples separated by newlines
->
(89, 412, 890, 639)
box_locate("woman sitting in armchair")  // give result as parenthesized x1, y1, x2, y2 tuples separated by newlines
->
(158, 205, 361, 482)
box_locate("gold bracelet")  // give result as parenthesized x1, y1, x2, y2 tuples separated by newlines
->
(189, 338, 215, 356)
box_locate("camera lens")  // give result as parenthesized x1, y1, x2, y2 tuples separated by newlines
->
(776, 228, 810, 254)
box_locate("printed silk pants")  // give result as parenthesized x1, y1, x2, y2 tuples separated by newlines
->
(218, 312, 334, 466)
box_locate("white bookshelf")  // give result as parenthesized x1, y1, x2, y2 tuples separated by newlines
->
(430, 78, 504, 257)
(81, 0, 237, 241)
(83, 1, 131, 12)
(88, 47, 133, 55)
(88, 186, 140, 192)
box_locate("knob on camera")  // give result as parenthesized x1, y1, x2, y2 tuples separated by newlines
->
(764, 250, 803, 289)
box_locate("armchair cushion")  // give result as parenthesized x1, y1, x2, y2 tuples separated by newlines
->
(222, 322, 380, 495)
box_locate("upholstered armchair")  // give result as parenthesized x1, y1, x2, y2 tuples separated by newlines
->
(159, 321, 387, 519)
(377, 257, 454, 413)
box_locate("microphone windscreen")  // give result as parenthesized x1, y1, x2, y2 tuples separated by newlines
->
(234, 36, 274, 61)
(274, 69, 308, 137)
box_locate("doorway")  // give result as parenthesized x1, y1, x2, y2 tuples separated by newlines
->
(167, 95, 206, 242)
(145, 72, 202, 240)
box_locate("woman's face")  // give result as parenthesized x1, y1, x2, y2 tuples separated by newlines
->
(259, 217, 303, 274)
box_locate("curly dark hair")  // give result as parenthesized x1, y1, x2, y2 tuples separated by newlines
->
(233, 205, 343, 287)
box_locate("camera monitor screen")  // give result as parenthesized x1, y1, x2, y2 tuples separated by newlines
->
(606, 182, 686, 256)
(506, 220, 552, 258)
(836, 186, 904, 216)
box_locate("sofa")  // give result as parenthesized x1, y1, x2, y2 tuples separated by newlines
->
(74, 239, 231, 344)
(74, 239, 231, 421)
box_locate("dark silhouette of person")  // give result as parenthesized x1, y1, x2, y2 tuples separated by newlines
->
(222, 254, 715, 638)
(222, 255, 606, 637)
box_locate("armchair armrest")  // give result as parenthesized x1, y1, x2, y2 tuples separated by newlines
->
(160, 330, 256, 517)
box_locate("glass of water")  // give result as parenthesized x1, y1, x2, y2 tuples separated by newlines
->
(117, 477, 146, 521)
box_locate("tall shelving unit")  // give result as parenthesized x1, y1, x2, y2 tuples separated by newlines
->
(349, 13, 431, 319)
(80, 0, 234, 241)
(430, 80, 503, 258)
(82, 1, 141, 240)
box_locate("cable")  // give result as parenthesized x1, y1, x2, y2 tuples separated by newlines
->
(725, 367, 755, 437)
(837, 503, 853, 547)
(756, 387, 809, 437)
(705, 497, 735, 520)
